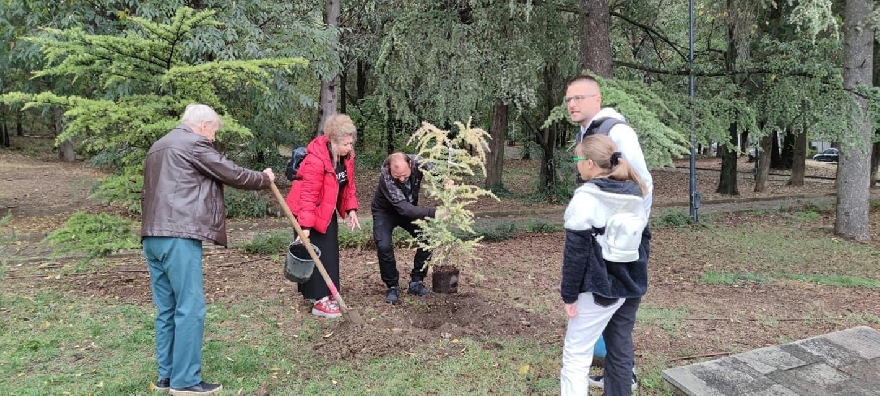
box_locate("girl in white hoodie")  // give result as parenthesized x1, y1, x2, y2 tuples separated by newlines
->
(560, 135, 649, 396)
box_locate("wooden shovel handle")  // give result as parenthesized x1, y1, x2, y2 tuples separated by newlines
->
(269, 183, 353, 315)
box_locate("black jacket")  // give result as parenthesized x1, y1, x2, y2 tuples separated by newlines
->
(560, 178, 650, 304)
(371, 154, 436, 219)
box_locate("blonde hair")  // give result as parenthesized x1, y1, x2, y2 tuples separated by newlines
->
(323, 114, 357, 144)
(323, 114, 357, 166)
(576, 135, 647, 196)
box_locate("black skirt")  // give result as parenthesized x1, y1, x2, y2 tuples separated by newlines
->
(298, 214, 340, 300)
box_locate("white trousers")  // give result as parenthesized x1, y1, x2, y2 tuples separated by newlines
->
(560, 292, 624, 396)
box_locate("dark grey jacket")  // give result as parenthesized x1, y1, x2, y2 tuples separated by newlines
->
(141, 125, 271, 246)
(371, 154, 435, 219)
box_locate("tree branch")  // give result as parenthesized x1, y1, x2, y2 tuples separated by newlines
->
(609, 11, 688, 62)
(613, 60, 820, 78)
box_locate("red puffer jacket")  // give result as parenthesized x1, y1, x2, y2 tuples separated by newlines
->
(285, 135, 358, 233)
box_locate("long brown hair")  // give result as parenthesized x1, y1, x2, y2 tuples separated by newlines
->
(576, 135, 647, 196)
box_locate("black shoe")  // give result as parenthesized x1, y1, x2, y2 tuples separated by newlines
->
(155, 378, 170, 392)
(407, 280, 430, 296)
(385, 286, 400, 304)
(169, 381, 222, 396)
(588, 373, 637, 391)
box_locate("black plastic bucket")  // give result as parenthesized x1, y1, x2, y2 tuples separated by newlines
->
(284, 241, 320, 283)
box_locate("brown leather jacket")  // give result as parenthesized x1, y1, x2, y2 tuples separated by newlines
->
(141, 125, 271, 246)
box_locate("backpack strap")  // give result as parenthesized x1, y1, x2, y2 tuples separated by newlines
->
(592, 118, 624, 137)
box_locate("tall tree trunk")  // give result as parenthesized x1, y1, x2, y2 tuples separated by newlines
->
(0, 123, 7, 148)
(55, 107, 75, 162)
(836, 0, 873, 240)
(339, 70, 347, 114)
(16, 113, 23, 136)
(871, 140, 880, 187)
(384, 110, 395, 154)
(871, 37, 880, 188)
(486, 100, 507, 189)
(537, 127, 557, 191)
(0, 105, 9, 148)
(716, 122, 740, 195)
(740, 131, 750, 153)
(780, 132, 794, 169)
(578, 0, 612, 77)
(754, 134, 773, 192)
(537, 64, 559, 192)
(788, 128, 806, 186)
(356, 60, 368, 100)
(770, 129, 783, 169)
(315, 0, 340, 136)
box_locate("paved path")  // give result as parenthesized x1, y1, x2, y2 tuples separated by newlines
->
(662, 326, 880, 396)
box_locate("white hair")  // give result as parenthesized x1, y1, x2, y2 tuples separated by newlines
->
(180, 104, 221, 128)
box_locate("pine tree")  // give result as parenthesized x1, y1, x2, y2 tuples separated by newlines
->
(406, 119, 498, 279)
(1, 7, 309, 211)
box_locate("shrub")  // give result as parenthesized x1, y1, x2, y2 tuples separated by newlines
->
(525, 219, 561, 233)
(241, 231, 290, 254)
(651, 210, 691, 228)
(44, 212, 140, 262)
(478, 221, 519, 242)
(225, 189, 268, 218)
(338, 225, 373, 249)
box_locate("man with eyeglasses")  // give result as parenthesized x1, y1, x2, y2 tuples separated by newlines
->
(562, 75, 654, 395)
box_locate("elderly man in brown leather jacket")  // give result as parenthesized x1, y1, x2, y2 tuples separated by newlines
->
(141, 104, 274, 396)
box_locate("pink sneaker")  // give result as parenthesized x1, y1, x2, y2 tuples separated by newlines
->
(312, 297, 341, 318)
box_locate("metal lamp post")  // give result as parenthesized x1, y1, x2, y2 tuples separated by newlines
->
(688, 0, 701, 222)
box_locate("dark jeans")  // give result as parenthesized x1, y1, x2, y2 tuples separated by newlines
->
(602, 297, 641, 396)
(373, 211, 431, 288)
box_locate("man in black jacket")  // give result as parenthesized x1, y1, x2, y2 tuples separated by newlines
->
(372, 152, 444, 304)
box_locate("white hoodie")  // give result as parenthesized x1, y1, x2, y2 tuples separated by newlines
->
(577, 108, 654, 216)
(564, 182, 647, 262)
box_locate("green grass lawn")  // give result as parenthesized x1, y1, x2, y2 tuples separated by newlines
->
(0, 292, 561, 395)
(2, 208, 879, 395)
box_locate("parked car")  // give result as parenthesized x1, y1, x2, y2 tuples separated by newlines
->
(812, 148, 839, 162)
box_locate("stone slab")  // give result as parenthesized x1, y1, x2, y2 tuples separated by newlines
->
(662, 326, 880, 396)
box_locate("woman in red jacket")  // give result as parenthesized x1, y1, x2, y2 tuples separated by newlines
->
(285, 114, 361, 318)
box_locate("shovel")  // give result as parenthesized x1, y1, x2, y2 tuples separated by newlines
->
(269, 183, 365, 325)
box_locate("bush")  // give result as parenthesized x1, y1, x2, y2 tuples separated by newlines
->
(338, 225, 373, 249)
(241, 230, 290, 254)
(525, 219, 561, 233)
(474, 221, 519, 242)
(44, 212, 140, 262)
(225, 189, 268, 218)
(651, 210, 692, 228)
(90, 175, 143, 214)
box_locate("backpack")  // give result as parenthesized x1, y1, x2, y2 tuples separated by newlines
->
(594, 212, 647, 263)
(285, 146, 308, 181)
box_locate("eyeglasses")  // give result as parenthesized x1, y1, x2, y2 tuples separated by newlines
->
(563, 94, 597, 104)
(572, 157, 588, 163)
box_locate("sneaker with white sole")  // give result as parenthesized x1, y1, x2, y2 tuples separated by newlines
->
(588, 372, 638, 391)
(154, 378, 170, 392)
(169, 381, 222, 396)
(311, 296, 341, 318)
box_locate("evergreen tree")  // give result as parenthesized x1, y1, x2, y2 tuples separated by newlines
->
(1, 7, 309, 212)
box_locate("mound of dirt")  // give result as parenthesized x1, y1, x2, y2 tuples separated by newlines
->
(313, 292, 555, 361)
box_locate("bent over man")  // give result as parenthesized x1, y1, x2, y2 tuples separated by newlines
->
(372, 152, 444, 304)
